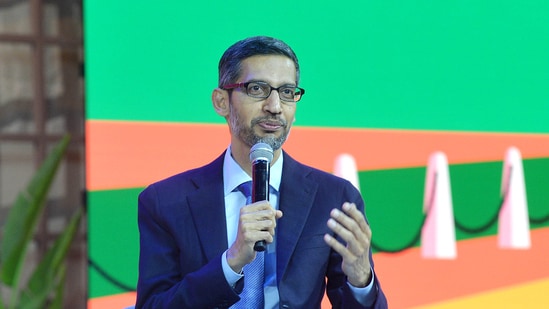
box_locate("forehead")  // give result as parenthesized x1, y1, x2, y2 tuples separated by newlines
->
(238, 55, 297, 84)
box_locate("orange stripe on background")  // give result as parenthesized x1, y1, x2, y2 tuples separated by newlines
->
(374, 227, 549, 308)
(412, 278, 549, 309)
(88, 292, 136, 309)
(86, 120, 549, 191)
(86, 121, 230, 191)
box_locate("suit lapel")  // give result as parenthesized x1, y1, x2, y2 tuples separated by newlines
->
(276, 152, 318, 282)
(187, 153, 229, 261)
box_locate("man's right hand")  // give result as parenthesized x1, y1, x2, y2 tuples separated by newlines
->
(226, 201, 283, 272)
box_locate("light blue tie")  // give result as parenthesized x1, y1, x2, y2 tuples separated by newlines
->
(233, 181, 265, 308)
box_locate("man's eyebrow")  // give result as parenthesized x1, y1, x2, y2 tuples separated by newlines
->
(245, 80, 297, 86)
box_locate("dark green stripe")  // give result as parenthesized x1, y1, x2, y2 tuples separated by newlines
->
(88, 188, 141, 298)
(365, 158, 549, 252)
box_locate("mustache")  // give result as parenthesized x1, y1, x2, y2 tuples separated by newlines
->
(251, 116, 287, 127)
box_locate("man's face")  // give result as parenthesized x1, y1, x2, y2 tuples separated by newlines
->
(227, 55, 297, 151)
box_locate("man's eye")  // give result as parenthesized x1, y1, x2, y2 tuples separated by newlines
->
(248, 83, 267, 96)
(281, 88, 294, 95)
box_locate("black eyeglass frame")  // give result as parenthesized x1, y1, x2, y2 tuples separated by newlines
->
(222, 81, 305, 102)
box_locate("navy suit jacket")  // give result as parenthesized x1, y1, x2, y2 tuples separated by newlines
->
(136, 151, 387, 309)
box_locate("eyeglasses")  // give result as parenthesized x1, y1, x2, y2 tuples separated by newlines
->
(222, 81, 305, 103)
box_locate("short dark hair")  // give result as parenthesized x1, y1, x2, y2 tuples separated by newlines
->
(218, 36, 300, 88)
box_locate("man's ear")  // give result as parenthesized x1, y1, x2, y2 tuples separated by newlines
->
(212, 88, 230, 117)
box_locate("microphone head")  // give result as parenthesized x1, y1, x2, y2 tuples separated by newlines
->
(250, 142, 274, 164)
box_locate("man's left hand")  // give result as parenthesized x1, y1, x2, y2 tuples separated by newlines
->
(324, 202, 372, 287)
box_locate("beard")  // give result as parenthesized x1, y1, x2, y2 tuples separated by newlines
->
(228, 103, 290, 151)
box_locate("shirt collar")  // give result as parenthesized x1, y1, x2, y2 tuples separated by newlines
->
(223, 145, 283, 196)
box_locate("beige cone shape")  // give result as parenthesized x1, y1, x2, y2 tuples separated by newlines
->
(498, 146, 531, 249)
(333, 153, 360, 191)
(421, 151, 457, 259)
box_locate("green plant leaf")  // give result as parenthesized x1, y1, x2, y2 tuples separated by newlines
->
(17, 264, 66, 309)
(47, 264, 66, 309)
(16, 283, 53, 309)
(20, 208, 83, 307)
(0, 135, 70, 289)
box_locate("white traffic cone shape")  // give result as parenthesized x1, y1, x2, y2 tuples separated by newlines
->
(333, 153, 360, 191)
(498, 146, 531, 249)
(421, 151, 457, 259)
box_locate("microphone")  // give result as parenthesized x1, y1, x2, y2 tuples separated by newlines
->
(249, 142, 274, 252)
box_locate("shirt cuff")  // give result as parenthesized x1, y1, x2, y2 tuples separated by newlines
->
(222, 250, 244, 288)
(347, 269, 376, 305)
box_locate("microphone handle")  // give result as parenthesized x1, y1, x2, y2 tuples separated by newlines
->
(252, 159, 270, 252)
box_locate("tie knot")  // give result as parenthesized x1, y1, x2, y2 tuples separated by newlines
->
(237, 181, 253, 204)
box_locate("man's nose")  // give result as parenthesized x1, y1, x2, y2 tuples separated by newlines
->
(263, 90, 282, 114)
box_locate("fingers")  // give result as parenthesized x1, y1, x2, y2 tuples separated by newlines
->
(325, 203, 371, 256)
(239, 202, 281, 245)
(229, 202, 281, 271)
(323, 233, 349, 258)
(341, 202, 370, 234)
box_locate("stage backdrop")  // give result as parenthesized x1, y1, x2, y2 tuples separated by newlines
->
(85, 1, 549, 308)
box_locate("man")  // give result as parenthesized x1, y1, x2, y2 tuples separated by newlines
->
(136, 36, 388, 308)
